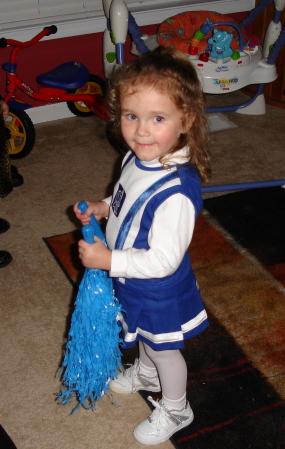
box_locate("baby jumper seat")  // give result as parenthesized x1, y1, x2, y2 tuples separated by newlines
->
(157, 11, 248, 54)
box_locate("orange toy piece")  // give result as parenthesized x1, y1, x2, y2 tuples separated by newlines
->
(157, 11, 248, 54)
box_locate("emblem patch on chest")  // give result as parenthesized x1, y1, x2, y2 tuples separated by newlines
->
(112, 184, 126, 217)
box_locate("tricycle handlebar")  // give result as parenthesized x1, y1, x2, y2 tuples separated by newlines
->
(44, 25, 58, 36)
(3, 25, 58, 48)
(0, 38, 7, 48)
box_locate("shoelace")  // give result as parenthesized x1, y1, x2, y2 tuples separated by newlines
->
(147, 396, 183, 432)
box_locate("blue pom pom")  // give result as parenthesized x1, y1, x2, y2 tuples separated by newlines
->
(56, 212, 122, 412)
(57, 268, 122, 412)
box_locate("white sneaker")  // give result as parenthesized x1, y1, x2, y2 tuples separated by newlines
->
(134, 396, 194, 445)
(109, 359, 161, 394)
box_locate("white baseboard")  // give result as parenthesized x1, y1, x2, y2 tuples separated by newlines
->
(26, 103, 76, 124)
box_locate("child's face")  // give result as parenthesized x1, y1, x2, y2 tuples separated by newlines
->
(120, 87, 183, 161)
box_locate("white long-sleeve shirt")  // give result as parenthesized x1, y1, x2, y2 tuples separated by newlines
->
(104, 149, 197, 280)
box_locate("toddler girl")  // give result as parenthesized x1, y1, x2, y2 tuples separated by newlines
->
(74, 46, 210, 445)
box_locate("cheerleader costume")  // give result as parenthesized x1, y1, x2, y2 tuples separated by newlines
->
(104, 148, 209, 351)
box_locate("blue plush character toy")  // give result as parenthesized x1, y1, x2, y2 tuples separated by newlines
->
(208, 29, 233, 60)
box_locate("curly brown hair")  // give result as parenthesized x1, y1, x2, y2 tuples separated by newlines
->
(105, 46, 211, 181)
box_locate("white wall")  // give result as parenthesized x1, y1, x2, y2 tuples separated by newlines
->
(2, 0, 255, 41)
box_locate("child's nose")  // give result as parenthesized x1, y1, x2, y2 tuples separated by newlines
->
(136, 121, 149, 136)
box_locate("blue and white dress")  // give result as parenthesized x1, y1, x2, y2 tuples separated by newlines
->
(104, 148, 209, 351)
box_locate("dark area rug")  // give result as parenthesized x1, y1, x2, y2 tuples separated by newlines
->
(0, 425, 18, 449)
(135, 317, 285, 449)
(203, 186, 285, 287)
(121, 309, 285, 448)
(44, 188, 285, 448)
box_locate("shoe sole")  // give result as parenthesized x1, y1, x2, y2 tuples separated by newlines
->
(133, 409, 194, 445)
(109, 383, 161, 394)
(0, 254, 12, 268)
(0, 221, 10, 234)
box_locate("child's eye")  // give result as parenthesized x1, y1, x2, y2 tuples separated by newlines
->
(127, 114, 137, 121)
(154, 116, 164, 123)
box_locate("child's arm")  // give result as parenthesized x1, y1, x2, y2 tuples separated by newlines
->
(73, 200, 110, 226)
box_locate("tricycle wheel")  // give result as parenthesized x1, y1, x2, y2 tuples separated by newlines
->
(6, 109, 35, 159)
(67, 74, 106, 117)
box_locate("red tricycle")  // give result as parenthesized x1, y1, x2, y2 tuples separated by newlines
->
(0, 25, 107, 159)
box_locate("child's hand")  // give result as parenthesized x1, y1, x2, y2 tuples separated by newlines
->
(78, 236, 111, 270)
(73, 201, 109, 226)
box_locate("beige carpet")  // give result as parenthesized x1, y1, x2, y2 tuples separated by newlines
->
(1, 91, 285, 449)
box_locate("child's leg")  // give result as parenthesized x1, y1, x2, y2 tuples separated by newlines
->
(143, 343, 187, 409)
(138, 340, 158, 376)
(134, 344, 193, 445)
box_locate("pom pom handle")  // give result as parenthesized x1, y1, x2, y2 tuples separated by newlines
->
(78, 201, 106, 241)
(82, 225, 95, 243)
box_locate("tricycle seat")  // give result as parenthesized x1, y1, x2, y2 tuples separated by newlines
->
(37, 61, 90, 90)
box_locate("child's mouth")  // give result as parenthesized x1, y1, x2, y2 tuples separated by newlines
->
(135, 142, 154, 148)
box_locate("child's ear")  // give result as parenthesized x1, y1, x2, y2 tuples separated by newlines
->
(182, 113, 196, 133)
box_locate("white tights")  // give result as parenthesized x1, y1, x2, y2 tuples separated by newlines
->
(138, 341, 187, 410)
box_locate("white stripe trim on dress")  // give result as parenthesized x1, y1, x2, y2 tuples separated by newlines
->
(117, 309, 208, 344)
